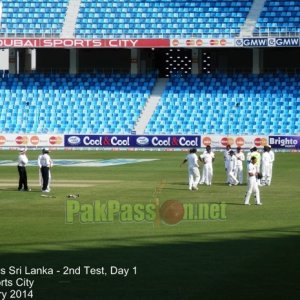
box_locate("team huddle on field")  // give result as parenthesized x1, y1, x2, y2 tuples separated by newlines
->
(181, 144, 275, 205)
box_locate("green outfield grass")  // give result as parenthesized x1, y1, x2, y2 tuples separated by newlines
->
(0, 150, 299, 300)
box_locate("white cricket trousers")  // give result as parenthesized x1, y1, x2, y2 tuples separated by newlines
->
(261, 164, 271, 185)
(234, 165, 243, 184)
(188, 167, 200, 189)
(269, 162, 274, 184)
(244, 177, 261, 204)
(203, 163, 213, 185)
(228, 170, 239, 185)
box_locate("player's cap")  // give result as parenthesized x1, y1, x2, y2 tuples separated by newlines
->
(237, 146, 241, 150)
(267, 144, 272, 148)
(229, 150, 235, 154)
(19, 148, 26, 153)
(250, 146, 257, 152)
(43, 148, 50, 153)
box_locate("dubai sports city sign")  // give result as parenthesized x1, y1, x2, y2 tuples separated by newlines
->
(0, 38, 170, 48)
(0, 37, 299, 48)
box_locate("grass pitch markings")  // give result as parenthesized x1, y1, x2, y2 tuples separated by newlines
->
(0, 158, 159, 167)
(0, 179, 122, 188)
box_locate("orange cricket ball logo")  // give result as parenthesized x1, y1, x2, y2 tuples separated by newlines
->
(159, 200, 185, 225)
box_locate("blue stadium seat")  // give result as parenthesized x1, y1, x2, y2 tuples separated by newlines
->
(0, 73, 157, 134)
(255, 0, 300, 35)
(74, 0, 252, 38)
(145, 73, 300, 135)
(0, 73, 299, 136)
(1, 0, 68, 35)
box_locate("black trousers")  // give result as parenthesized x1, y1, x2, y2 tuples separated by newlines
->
(41, 166, 50, 191)
(18, 166, 28, 190)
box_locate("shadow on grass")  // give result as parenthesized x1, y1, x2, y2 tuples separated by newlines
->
(162, 187, 191, 191)
(212, 182, 243, 187)
(0, 231, 299, 300)
(170, 182, 248, 188)
(169, 182, 188, 186)
(0, 188, 41, 193)
(224, 202, 246, 206)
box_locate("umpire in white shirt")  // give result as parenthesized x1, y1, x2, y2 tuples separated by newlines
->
(40, 148, 52, 192)
(17, 148, 30, 191)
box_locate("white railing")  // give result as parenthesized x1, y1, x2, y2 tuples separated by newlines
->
(252, 27, 300, 37)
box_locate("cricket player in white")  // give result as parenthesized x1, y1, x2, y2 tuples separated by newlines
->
(251, 147, 261, 170)
(244, 156, 262, 205)
(235, 147, 245, 184)
(199, 145, 215, 185)
(247, 146, 261, 185)
(227, 150, 239, 186)
(224, 145, 231, 184)
(181, 148, 200, 190)
(268, 145, 275, 185)
(261, 146, 271, 186)
(246, 149, 252, 165)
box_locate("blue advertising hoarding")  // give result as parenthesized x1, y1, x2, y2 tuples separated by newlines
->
(64, 135, 201, 148)
(235, 37, 300, 47)
(269, 136, 300, 149)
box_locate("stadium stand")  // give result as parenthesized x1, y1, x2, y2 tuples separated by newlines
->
(75, 0, 253, 38)
(145, 74, 300, 135)
(0, 73, 156, 134)
(0, 73, 299, 135)
(0, 0, 68, 36)
(0, 0, 298, 37)
(255, 0, 300, 35)
(0, 1, 299, 137)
